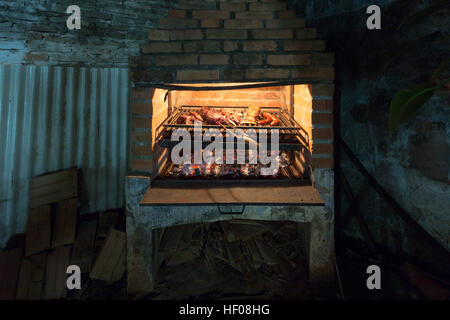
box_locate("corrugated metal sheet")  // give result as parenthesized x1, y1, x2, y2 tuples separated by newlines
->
(0, 65, 129, 248)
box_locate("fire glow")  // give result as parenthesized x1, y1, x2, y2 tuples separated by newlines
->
(170, 122, 280, 176)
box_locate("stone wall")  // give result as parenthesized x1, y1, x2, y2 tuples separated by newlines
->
(295, 0, 449, 263)
(0, 0, 171, 66)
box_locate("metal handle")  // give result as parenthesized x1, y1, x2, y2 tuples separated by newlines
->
(217, 205, 246, 215)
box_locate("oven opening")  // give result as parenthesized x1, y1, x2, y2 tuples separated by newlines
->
(140, 82, 324, 206)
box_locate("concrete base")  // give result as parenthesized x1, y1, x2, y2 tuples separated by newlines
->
(125, 175, 335, 294)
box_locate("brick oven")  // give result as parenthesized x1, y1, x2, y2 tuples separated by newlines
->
(125, 0, 335, 294)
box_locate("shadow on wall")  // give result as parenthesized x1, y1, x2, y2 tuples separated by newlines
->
(294, 0, 449, 264)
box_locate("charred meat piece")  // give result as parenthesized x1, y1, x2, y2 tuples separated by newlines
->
(189, 111, 204, 122)
(220, 109, 243, 126)
(176, 114, 197, 125)
(177, 114, 188, 124)
(258, 113, 279, 126)
(241, 106, 261, 125)
(198, 107, 228, 125)
(270, 114, 279, 126)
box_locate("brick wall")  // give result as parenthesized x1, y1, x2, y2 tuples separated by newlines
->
(174, 85, 285, 108)
(129, 0, 335, 174)
(293, 84, 334, 169)
(130, 0, 335, 83)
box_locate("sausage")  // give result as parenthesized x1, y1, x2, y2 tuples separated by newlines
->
(190, 111, 204, 122)
(262, 112, 274, 122)
(270, 115, 279, 126)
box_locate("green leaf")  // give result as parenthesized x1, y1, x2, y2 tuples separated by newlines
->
(389, 85, 435, 132)
(389, 79, 450, 132)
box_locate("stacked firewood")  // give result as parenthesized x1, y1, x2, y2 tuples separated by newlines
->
(152, 220, 310, 299)
(0, 168, 126, 300)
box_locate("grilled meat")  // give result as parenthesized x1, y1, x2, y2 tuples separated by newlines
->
(258, 112, 279, 126)
(241, 106, 261, 125)
(189, 111, 203, 122)
(199, 106, 228, 125)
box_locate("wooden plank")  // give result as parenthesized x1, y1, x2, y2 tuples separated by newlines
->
(30, 168, 77, 189)
(16, 253, 47, 300)
(141, 180, 324, 205)
(97, 210, 119, 238)
(29, 168, 78, 209)
(25, 205, 51, 256)
(70, 219, 97, 273)
(52, 198, 78, 248)
(44, 246, 71, 300)
(30, 187, 78, 209)
(90, 229, 126, 282)
(0, 248, 22, 300)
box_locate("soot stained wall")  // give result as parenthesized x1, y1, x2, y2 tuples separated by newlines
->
(295, 0, 449, 269)
(0, 0, 171, 66)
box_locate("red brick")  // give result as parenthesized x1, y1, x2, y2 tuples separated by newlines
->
(312, 143, 334, 155)
(311, 157, 334, 169)
(312, 53, 335, 65)
(312, 99, 333, 111)
(256, 92, 281, 100)
(312, 128, 333, 140)
(267, 54, 311, 66)
(177, 70, 219, 81)
(192, 10, 230, 19)
(311, 84, 335, 96)
(131, 118, 151, 129)
(243, 40, 277, 51)
(223, 41, 239, 52)
(132, 103, 152, 114)
(296, 28, 317, 39)
(283, 40, 326, 51)
(279, 11, 296, 19)
(148, 29, 170, 41)
(201, 19, 221, 28)
(266, 19, 305, 29)
(206, 29, 247, 39)
(251, 29, 293, 39)
(184, 41, 221, 53)
(290, 67, 335, 80)
(168, 9, 186, 19)
(312, 113, 333, 124)
(232, 54, 263, 65)
(224, 19, 263, 29)
(222, 69, 245, 81)
(158, 18, 199, 29)
(235, 11, 274, 19)
(249, 2, 285, 11)
(131, 88, 154, 100)
(155, 55, 198, 66)
(220, 2, 247, 11)
(131, 132, 152, 144)
(131, 158, 153, 172)
(200, 54, 229, 65)
(170, 30, 203, 40)
(141, 42, 182, 54)
(245, 68, 290, 80)
(132, 146, 152, 156)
